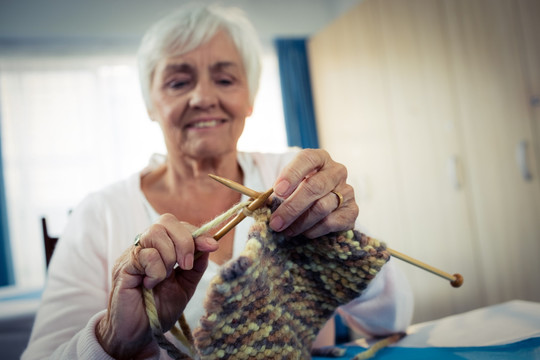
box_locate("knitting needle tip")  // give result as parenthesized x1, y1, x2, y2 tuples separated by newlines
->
(450, 273, 464, 288)
(388, 248, 463, 288)
(208, 174, 261, 198)
(212, 187, 274, 241)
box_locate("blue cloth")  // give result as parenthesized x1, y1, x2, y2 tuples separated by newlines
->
(275, 38, 320, 149)
(0, 104, 15, 287)
(313, 336, 540, 360)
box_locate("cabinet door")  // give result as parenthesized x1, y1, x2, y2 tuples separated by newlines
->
(518, 0, 540, 178)
(374, 0, 488, 320)
(309, 0, 482, 322)
(444, 0, 540, 302)
(309, 0, 540, 323)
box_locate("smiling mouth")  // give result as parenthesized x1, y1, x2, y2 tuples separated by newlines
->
(186, 119, 227, 129)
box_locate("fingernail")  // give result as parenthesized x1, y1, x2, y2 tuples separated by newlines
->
(205, 238, 218, 247)
(183, 254, 194, 270)
(274, 180, 290, 197)
(269, 215, 284, 232)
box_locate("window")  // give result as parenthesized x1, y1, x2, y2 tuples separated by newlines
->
(0, 51, 287, 288)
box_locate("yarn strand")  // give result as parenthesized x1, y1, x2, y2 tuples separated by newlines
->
(143, 288, 192, 359)
(192, 200, 251, 238)
(352, 333, 406, 360)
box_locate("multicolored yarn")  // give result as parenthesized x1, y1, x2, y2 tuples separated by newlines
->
(146, 200, 391, 359)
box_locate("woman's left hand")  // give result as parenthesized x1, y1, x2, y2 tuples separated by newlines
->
(269, 149, 359, 238)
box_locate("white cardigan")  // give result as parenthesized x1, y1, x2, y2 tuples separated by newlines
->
(23, 151, 413, 359)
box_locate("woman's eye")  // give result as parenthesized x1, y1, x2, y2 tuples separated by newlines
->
(164, 75, 192, 90)
(216, 77, 234, 86)
(168, 79, 190, 89)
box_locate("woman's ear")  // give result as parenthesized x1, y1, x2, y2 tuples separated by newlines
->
(246, 106, 253, 117)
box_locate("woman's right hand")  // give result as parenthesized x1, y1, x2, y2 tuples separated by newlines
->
(96, 214, 219, 359)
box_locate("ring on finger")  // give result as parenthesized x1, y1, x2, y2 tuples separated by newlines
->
(331, 190, 344, 210)
(134, 233, 142, 247)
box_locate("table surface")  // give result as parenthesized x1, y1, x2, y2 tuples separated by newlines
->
(315, 299, 540, 359)
(314, 337, 540, 359)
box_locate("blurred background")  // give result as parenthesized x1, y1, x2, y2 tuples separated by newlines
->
(0, 0, 358, 289)
(0, 0, 538, 342)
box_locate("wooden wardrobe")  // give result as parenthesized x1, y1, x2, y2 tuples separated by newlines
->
(308, 0, 540, 323)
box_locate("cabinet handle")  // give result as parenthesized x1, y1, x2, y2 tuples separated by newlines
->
(517, 140, 533, 181)
(447, 155, 462, 190)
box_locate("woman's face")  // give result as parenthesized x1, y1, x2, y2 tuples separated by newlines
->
(148, 31, 252, 160)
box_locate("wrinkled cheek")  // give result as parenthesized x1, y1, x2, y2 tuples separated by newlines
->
(156, 123, 185, 154)
(151, 97, 182, 125)
(155, 105, 184, 138)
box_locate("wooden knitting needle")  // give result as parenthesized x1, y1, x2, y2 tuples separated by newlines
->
(213, 188, 273, 240)
(388, 248, 463, 288)
(208, 174, 266, 240)
(208, 174, 262, 198)
(209, 174, 463, 288)
(193, 186, 273, 260)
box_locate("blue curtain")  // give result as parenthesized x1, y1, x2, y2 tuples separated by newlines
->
(275, 38, 320, 149)
(0, 97, 14, 286)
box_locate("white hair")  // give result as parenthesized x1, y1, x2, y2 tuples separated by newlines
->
(137, 4, 262, 111)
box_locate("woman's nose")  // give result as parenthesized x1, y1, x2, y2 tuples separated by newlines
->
(189, 80, 217, 109)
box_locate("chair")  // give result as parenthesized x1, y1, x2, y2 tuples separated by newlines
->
(41, 217, 58, 268)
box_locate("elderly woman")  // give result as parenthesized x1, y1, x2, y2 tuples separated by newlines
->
(23, 4, 413, 359)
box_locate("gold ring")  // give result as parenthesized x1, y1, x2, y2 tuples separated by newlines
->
(134, 234, 142, 247)
(331, 190, 344, 210)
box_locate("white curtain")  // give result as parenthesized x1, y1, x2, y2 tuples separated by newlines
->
(0, 52, 287, 288)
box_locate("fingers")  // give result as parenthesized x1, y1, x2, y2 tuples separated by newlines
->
(270, 149, 358, 237)
(133, 214, 218, 289)
(270, 149, 337, 230)
(272, 149, 332, 199)
(286, 185, 358, 238)
(173, 252, 210, 293)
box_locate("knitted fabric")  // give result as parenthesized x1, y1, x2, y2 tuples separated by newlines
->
(190, 201, 390, 359)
